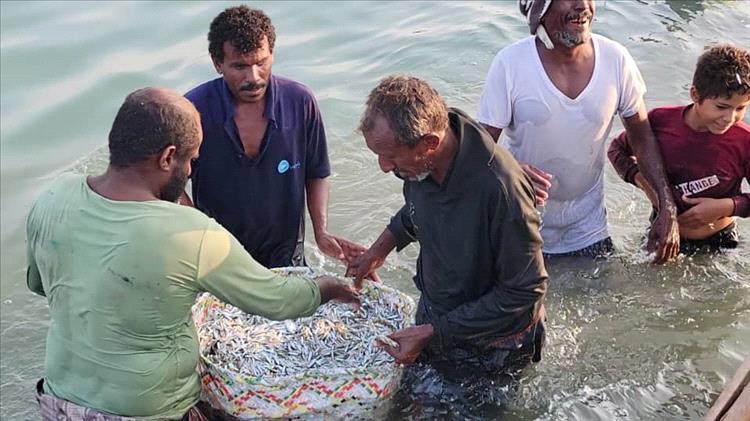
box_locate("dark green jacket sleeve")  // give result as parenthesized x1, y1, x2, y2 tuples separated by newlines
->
(27, 258, 45, 296)
(387, 203, 417, 252)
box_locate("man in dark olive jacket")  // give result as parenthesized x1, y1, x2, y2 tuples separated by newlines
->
(347, 75, 547, 376)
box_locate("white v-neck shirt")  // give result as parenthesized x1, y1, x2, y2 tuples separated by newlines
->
(478, 34, 646, 254)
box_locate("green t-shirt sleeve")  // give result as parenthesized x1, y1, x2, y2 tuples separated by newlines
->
(26, 244, 44, 296)
(194, 221, 321, 320)
(25, 203, 45, 297)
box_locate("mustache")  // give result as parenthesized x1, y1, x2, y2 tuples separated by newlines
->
(566, 11, 592, 22)
(240, 82, 266, 91)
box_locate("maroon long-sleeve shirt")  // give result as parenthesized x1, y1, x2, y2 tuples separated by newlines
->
(608, 105, 750, 217)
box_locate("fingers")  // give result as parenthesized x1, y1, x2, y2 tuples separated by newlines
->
(655, 241, 678, 264)
(522, 164, 553, 189)
(329, 238, 346, 261)
(375, 336, 413, 364)
(376, 338, 400, 360)
(666, 239, 679, 261)
(334, 285, 361, 309)
(648, 232, 679, 264)
(677, 212, 702, 229)
(652, 242, 668, 264)
(680, 194, 706, 205)
(353, 270, 366, 290)
(376, 335, 399, 349)
(522, 164, 552, 207)
(535, 189, 549, 207)
(335, 238, 369, 267)
(368, 271, 382, 283)
(319, 235, 345, 261)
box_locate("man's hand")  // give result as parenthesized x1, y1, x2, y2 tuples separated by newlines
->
(314, 275, 360, 308)
(376, 324, 434, 365)
(521, 164, 553, 207)
(315, 231, 368, 264)
(647, 205, 680, 264)
(678, 196, 734, 229)
(345, 248, 386, 288)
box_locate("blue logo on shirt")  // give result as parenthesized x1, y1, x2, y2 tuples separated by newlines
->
(278, 159, 301, 174)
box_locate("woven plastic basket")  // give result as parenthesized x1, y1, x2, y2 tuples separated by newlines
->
(192, 267, 415, 419)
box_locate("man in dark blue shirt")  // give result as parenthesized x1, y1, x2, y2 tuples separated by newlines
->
(185, 6, 363, 268)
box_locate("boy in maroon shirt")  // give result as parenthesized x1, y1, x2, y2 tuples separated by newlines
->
(609, 44, 750, 252)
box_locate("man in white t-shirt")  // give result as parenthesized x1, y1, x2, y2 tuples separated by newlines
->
(478, 0, 680, 263)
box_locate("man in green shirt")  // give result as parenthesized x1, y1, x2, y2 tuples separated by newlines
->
(26, 87, 358, 420)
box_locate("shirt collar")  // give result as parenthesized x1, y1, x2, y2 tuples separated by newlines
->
(442, 108, 496, 194)
(219, 75, 278, 126)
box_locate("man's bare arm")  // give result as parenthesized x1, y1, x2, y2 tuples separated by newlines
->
(481, 123, 502, 143)
(622, 104, 680, 263)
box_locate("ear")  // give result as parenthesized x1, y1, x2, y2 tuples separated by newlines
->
(157, 145, 178, 172)
(689, 85, 701, 104)
(211, 56, 223, 75)
(421, 133, 441, 152)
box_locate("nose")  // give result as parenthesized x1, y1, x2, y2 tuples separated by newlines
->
(378, 156, 395, 173)
(248, 65, 262, 83)
(574, 0, 593, 12)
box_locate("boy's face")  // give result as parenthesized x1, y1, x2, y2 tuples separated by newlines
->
(691, 88, 750, 135)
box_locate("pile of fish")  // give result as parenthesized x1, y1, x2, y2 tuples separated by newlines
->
(195, 278, 415, 378)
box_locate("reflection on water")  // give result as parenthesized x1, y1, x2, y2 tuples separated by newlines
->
(2, 1, 749, 420)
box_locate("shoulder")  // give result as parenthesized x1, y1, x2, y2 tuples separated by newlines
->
(185, 78, 223, 109)
(159, 203, 227, 234)
(451, 109, 528, 197)
(31, 174, 83, 208)
(139, 203, 227, 248)
(487, 146, 537, 216)
(493, 36, 535, 65)
(648, 105, 684, 122)
(593, 33, 631, 58)
(452, 108, 493, 143)
(273, 75, 317, 103)
(726, 120, 750, 142)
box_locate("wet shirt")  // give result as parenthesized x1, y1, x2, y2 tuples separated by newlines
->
(609, 105, 750, 217)
(478, 34, 646, 253)
(186, 75, 331, 268)
(25, 175, 321, 419)
(387, 109, 548, 349)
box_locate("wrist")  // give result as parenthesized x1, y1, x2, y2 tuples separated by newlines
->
(313, 227, 328, 239)
(657, 196, 678, 217)
(413, 324, 435, 343)
(373, 229, 397, 254)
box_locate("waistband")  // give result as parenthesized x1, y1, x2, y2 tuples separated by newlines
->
(35, 379, 208, 421)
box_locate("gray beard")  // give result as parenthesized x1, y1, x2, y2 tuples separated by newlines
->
(556, 31, 589, 48)
(407, 171, 431, 182)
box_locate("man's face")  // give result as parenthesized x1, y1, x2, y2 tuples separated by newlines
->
(692, 91, 750, 135)
(160, 135, 200, 203)
(364, 115, 432, 181)
(543, 0, 595, 48)
(213, 36, 274, 104)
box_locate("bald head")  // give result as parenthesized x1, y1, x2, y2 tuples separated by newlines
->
(108, 87, 201, 168)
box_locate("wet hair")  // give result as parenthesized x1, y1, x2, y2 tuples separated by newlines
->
(693, 44, 750, 102)
(358, 75, 449, 147)
(208, 6, 276, 62)
(108, 88, 200, 168)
